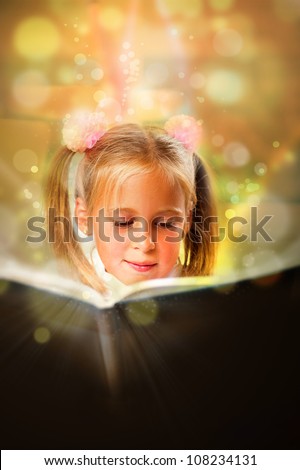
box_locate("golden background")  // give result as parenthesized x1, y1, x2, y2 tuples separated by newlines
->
(1, 0, 300, 281)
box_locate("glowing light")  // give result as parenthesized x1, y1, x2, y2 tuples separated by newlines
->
(12, 70, 50, 108)
(197, 96, 205, 103)
(74, 53, 87, 65)
(246, 182, 260, 192)
(178, 72, 185, 79)
(273, 140, 280, 148)
(76, 73, 83, 80)
(242, 253, 255, 268)
(213, 28, 243, 57)
(96, 97, 121, 122)
(93, 90, 106, 104)
(223, 142, 250, 167)
(158, 0, 203, 17)
(225, 209, 236, 219)
(284, 151, 296, 163)
(33, 201, 40, 209)
(125, 300, 159, 326)
(226, 181, 239, 194)
(91, 68, 104, 80)
(209, 0, 235, 11)
(206, 70, 245, 104)
(212, 134, 224, 147)
(122, 41, 131, 49)
(145, 63, 169, 87)
(31, 166, 39, 174)
(34, 327, 51, 344)
(189, 72, 206, 89)
(140, 94, 154, 110)
(254, 162, 267, 176)
(57, 65, 75, 84)
(24, 189, 32, 199)
(23, 181, 41, 199)
(119, 54, 127, 63)
(98, 7, 124, 31)
(13, 16, 60, 60)
(247, 194, 260, 205)
(230, 195, 239, 204)
(13, 149, 38, 173)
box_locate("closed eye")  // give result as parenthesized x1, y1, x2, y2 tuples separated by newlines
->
(113, 218, 134, 227)
(155, 221, 176, 229)
(154, 217, 183, 229)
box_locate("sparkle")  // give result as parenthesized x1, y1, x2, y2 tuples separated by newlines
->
(91, 68, 104, 80)
(74, 53, 86, 65)
(34, 327, 51, 344)
(230, 194, 240, 204)
(226, 180, 239, 194)
(13, 149, 38, 173)
(212, 134, 224, 147)
(24, 189, 32, 199)
(254, 162, 267, 176)
(225, 209, 236, 219)
(125, 300, 159, 326)
(246, 182, 260, 192)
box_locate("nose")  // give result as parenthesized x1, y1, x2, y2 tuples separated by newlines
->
(131, 231, 155, 253)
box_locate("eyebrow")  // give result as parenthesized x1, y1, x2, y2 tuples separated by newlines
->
(109, 207, 184, 216)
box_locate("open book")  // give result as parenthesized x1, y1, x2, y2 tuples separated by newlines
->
(0, 254, 298, 309)
(1, 255, 300, 449)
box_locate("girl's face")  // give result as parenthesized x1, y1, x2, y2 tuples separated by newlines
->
(93, 170, 188, 285)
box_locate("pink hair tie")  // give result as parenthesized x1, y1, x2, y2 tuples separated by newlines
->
(62, 111, 108, 153)
(164, 114, 202, 153)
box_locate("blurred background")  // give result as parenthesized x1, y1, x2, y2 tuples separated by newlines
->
(0, 0, 300, 287)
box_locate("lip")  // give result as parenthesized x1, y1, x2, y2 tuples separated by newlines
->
(124, 260, 157, 273)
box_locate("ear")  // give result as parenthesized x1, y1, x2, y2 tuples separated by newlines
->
(75, 197, 89, 234)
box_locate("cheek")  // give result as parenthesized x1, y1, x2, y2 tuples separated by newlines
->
(158, 234, 181, 262)
(94, 225, 129, 262)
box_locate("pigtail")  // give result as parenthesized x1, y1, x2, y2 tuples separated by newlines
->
(45, 147, 106, 293)
(182, 154, 218, 276)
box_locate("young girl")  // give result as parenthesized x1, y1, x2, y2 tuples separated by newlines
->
(45, 112, 218, 295)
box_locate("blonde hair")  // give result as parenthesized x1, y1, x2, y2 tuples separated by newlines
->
(45, 123, 218, 292)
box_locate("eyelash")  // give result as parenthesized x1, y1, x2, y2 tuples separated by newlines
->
(114, 219, 134, 227)
(113, 219, 177, 229)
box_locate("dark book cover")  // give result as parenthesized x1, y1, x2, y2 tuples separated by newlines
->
(1, 264, 299, 449)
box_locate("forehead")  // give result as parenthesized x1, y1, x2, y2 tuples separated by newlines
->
(103, 170, 186, 215)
